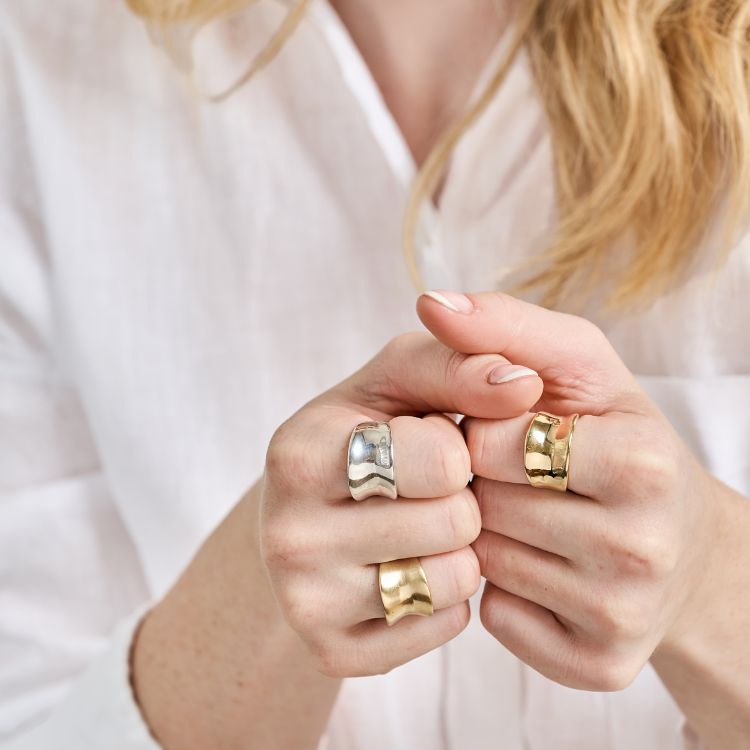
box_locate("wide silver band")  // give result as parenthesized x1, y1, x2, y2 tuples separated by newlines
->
(347, 420, 397, 501)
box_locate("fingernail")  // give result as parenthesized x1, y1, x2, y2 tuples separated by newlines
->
(423, 289, 474, 314)
(487, 363, 539, 385)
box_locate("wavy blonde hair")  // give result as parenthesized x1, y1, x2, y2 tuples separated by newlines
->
(128, 0, 750, 314)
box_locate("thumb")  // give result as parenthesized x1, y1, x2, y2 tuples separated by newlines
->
(331, 331, 544, 420)
(416, 290, 641, 414)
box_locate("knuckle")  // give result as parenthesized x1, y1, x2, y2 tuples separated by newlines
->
(258, 516, 287, 570)
(561, 313, 614, 362)
(582, 653, 641, 692)
(367, 643, 405, 677)
(464, 420, 487, 474)
(264, 427, 293, 486)
(609, 526, 678, 580)
(443, 348, 470, 387)
(434, 437, 472, 495)
(445, 491, 482, 548)
(274, 580, 327, 637)
(451, 547, 482, 601)
(363, 331, 434, 407)
(392, 416, 470, 496)
(473, 529, 501, 576)
(377, 332, 429, 379)
(315, 659, 345, 679)
(620, 437, 680, 497)
(313, 643, 354, 679)
(634, 530, 677, 578)
(436, 601, 473, 640)
(370, 655, 401, 678)
(423, 437, 470, 495)
(451, 600, 472, 632)
(471, 475, 488, 515)
(479, 584, 503, 634)
(589, 590, 647, 641)
(470, 479, 507, 535)
(549, 639, 588, 688)
(265, 424, 320, 495)
(591, 592, 622, 634)
(466, 422, 511, 478)
(381, 331, 425, 360)
(284, 597, 321, 635)
(573, 314, 608, 344)
(376, 335, 404, 367)
(260, 517, 316, 572)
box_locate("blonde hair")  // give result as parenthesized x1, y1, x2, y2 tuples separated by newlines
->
(128, 0, 750, 315)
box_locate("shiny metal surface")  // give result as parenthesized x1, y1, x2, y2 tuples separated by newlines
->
(378, 557, 434, 626)
(524, 411, 579, 492)
(347, 420, 397, 501)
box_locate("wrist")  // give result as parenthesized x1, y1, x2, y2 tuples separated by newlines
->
(132, 482, 339, 750)
(650, 477, 750, 749)
(656, 474, 742, 660)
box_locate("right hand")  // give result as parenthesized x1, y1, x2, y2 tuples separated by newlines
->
(260, 331, 543, 677)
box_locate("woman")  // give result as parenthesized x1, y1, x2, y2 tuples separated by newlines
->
(1, 0, 749, 748)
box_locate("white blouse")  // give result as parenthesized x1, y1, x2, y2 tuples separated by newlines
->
(1, 0, 748, 748)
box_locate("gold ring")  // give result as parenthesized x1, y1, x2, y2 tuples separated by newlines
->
(378, 557, 434, 626)
(524, 411, 579, 492)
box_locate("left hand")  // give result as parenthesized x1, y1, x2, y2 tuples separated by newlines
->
(417, 290, 725, 691)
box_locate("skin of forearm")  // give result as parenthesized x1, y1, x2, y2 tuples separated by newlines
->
(131, 479, 341, 750)
(651, 480, 750, 750)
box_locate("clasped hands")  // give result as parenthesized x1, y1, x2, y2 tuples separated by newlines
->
(260, 290, 728, 690)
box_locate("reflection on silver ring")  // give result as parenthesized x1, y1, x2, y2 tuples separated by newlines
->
(347, 421, 397, 501)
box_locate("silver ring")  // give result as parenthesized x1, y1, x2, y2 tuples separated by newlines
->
(347, 421, 397, 501)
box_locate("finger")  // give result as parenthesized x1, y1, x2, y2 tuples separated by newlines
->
(463, 411, 639, 502)
(350, 546, 480, 623)
(391, 413, 470, 498)
(473, 530, 585, 625)
(269, 407, 473, 503)
(333, 488, 481, 564)
(340, 330, 543, 419)
(479, 583, 591, 689)
(330, 602, 470, 677)
(473, 477, 607, 560)
(417, 291, 640, 410)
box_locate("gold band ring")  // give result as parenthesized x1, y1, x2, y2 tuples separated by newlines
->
(524, 411, 579, 492)
(378, 557, 434, 626)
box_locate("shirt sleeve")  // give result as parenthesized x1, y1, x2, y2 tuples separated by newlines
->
(0, 12, 160, 747)
(4, 610, 161, 750)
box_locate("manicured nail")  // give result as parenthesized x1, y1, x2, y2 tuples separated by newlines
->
(487, 363, 539, 385)
(422, 290, 474, 314)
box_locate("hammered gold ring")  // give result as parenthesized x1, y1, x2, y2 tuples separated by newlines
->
(378, 557, 434, 626)
(524, 411, 579, 492)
